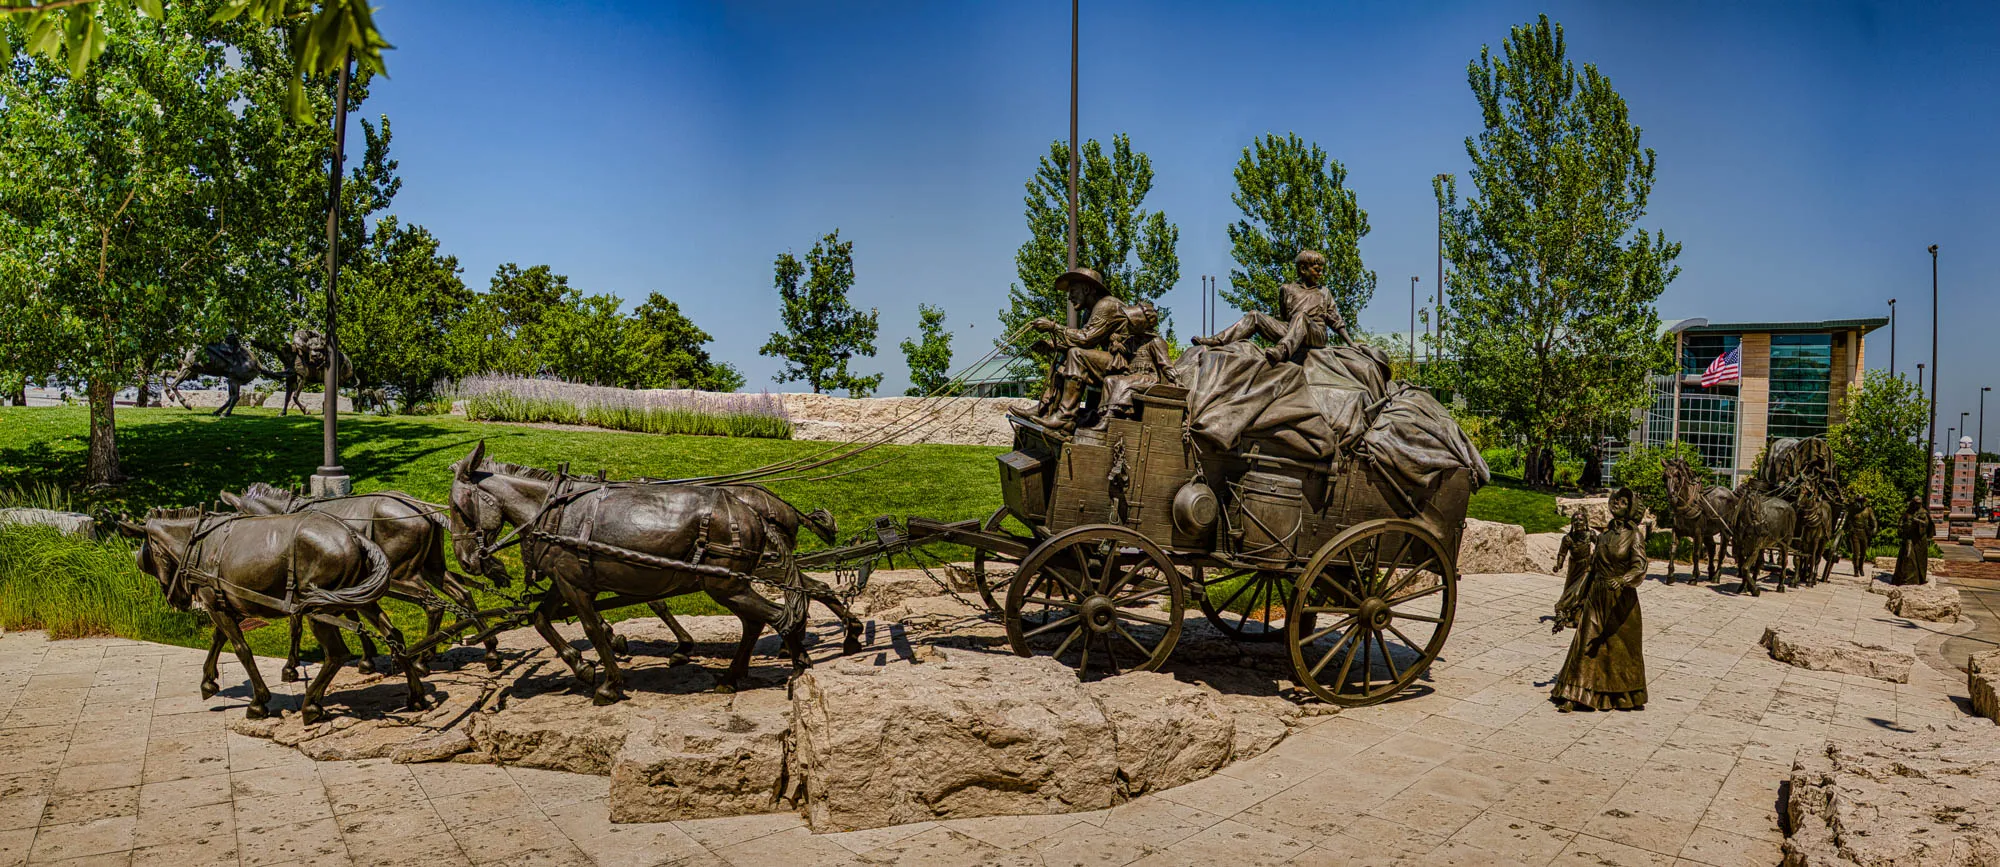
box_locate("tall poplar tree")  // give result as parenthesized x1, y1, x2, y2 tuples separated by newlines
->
(761, 230, 882, 397)
(1437, 15, 1680, 462)
(1225, 133, 1375, 325)
(1000, 134, 1179, 354)
(900, 304, 953, 396)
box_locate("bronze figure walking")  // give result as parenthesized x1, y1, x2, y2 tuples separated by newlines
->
(1550, 488, 1648, 712)
(1892, 495, 1933, 585)
(1659, 456, 1735, 583)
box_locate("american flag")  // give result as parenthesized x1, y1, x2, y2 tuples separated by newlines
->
(1701, 345, 1742, 387)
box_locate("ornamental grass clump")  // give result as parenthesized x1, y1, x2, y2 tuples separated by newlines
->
(0, 524, 208, 643)
(450, 375, 791, 439)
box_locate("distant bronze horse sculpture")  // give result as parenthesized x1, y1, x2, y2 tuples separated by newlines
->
(1660, 457, 1735, 584)
(269, 329, 354, 417)
(165, 336, 280, 416)
(219, 483, 501, 681)
(119, 508, 424, 723)
(448, 442, 833, 704)
(1729, 480, 1797, 597)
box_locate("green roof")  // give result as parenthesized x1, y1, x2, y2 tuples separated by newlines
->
(1678, 317, 1888, 335)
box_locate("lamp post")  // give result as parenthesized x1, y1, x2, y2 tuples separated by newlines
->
(1887, 298, 1896, 377)
(1409, 276, 1419, 364)
(1980, 386, 1989, 464)
(1918, 363, 1924, 392)
(310, 52, 355, 498)
(1926, 245, 1939, 490)
(1435, 173, 1448, 348)
(1064, 0, 1079, 330)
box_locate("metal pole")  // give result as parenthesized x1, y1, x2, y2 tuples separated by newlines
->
(1918, 363, 1925, 392)
(1927, 245, 1939, 491)
(1409, 276, 1418, 364)
(1980, 387, 1989, 464)
(1887, 298, 1896, 377)
(1065, 0, 1079, 329)
(1435, 173, 1448, 359)
(313, 52, 353, 497)
(1670, 331, 1683, 443)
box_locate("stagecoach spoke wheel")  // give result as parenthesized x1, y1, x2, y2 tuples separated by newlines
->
(1192, 567, 1315, 643)
(1287, 519, 1456, 707)
(1005, 524, 1185, 677)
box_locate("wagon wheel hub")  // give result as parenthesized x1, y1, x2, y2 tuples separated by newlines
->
(1358, 596, 1391, 630)
(1081, 595, 1119, 633)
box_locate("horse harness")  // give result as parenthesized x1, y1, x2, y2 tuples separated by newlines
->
(167, 512, 401, 648)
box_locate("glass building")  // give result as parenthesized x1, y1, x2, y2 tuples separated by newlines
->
(1639, 317, 1885, 488)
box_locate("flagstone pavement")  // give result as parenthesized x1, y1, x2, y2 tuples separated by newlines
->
(0, 564, 1983, 867)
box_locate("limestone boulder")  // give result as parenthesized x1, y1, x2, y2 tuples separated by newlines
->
(608, 691, 792, 823)
(464, 699, 643, 776)
(1760, 625, 1913, 683)
(1556, 497, 1610, 529)
(791, 649, 1122, 832)
(391, 730, 473, 764)
(1782, 722, 2000, 867)
(1082, 672, 1235, 798)
(848, 568, 967, 617)
(774, 393, 1034, 446)
(869, 593, 986, 628)
(1970, 650, 2000, 724)
(1524, 533, 1564, 575)
(1457, 518, 1535, 575)
(1886, 582, 1960, 623)
(0, 508, 95, 539)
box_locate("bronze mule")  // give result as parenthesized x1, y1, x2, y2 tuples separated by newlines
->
(448, 443, 824, 704)
(219, 484, 502, 681)
(120, 508, 426, 724)
(1729, 481, 1796, 597)
(1659, 457, 1736, 584)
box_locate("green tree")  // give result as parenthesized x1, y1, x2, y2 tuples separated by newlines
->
(468, 263, 573, 377)
(1435, 15, 1680, 464)
(1612, 441, 1713, 523)
(1828, 371, 1930, 538)
(900, 304, 953, 396)
(0, 2, 348, 482)
(535, 293, 632, 387)
(338, 216, 471, 408)
(761, 230, 882, 397)
(620, 293, 743, 392)
(1000, 134, 1179, 353)
(1225, 133, 1375, 325)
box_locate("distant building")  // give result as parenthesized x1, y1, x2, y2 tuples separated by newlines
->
(959, 357, 1035, 399)
(1637, 316, 1886, 488)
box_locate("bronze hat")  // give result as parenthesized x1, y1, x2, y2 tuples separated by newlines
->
(1054, 267, 1107, 298)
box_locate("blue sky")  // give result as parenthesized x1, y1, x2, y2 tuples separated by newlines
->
(362, 0, 2000, 444)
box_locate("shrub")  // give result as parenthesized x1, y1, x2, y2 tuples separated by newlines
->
(0, 525, 208, 642)
(1614, 441, 1713, 522)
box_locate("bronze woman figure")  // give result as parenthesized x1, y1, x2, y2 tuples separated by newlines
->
(1892, 495, 1933, 585)
(1551, 487, 1649, 712)
(1552, 513, 1593, 630)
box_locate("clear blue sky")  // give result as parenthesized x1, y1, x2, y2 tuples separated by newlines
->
(363, 0, 2000, 446)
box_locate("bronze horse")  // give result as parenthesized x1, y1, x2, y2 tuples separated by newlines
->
(1729, 480, 1796, 596)
(448, 443, 832, 704)
(1660, 457, 1736, 584)
(268, 329, 355, 417)
(219, 484, 501, 681)
(1789, 478, 1835, 589)
(165, 337, 281, 416)
(119, 508, 424, 723)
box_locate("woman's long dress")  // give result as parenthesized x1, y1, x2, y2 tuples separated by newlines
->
(1552, 528, 1593, 629)
(1551, 518, 1648, 710)
(1892, 508, 1933, 585)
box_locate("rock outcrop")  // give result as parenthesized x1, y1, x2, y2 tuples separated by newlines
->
(1760, 625, 1913, 683)
(609, 691, 793, 823)
(776, 393, 1032, 446)
(1555, 497, 1610, 529)
(1524, 532, 1564, 575)
(0, 508, 95, 539)
(1971, 650, 2000, 724)
(1886, 582, 1961, 623)
(1783, 722, 2000, 867)
(789, 649, 1244, 832)
(1458, 518, 1534, 574)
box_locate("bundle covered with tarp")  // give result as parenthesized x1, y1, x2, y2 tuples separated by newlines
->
(1174, 342, 1487, 491)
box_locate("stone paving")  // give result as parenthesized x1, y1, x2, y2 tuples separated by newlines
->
(0, 563, 1984, 867)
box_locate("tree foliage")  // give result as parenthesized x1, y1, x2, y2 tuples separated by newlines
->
(1435, 15, 1680, 453)
(1612, 441, 1713, 522)
(1225, 133, 1375, 325)
(337, 216, 470, 407)
(621, 293, 744, 392)
(900, 304, 953, 396)
(1827, 371, 1930, 538)
(760, 230, 881, 397)
(1000, 134, 1179, 353)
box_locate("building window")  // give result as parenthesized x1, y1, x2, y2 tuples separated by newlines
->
(1769, 334, 1832, 440)
(1641, 332, 1741, 481)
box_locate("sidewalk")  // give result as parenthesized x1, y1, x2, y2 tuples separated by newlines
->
(0, 563, 1978, 866)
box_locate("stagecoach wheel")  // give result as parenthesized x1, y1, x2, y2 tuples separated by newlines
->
(1005, 524, 1184, 676)
(1287, 519, 1456, 707)
(973, 507, 1027, 614)
(1192, 566, 1316, 643)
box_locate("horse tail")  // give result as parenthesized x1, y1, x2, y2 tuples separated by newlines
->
(300, 530, 393, 610)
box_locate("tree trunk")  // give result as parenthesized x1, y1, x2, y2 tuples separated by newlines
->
(87, 379, 124, 485)
(134, 372, 151, 408)
(4, 382, 23, 406)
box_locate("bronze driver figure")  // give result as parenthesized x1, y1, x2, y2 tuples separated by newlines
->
(1023, 267, 1124, 432)
(1193, 249, 1354, 364)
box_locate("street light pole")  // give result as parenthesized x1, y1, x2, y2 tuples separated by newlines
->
(311, 52, 354, 498)
(1409, 276, 1419, 364)
(1980, 386, 1990, 463)
(1887, 298, 1896, 377)
(1926, 245, 1939, 491)
(1065, 0, 1079, 330)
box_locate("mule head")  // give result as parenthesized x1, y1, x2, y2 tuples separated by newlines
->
(803, 508, 837, 546)
(448, 453, 513, 588)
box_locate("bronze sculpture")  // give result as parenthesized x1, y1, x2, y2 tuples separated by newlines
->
(272, 329, 354, 417)
(119, 508, 426, 723)
(1659, 456, 1736, 584)
(1550, 487, 1647, 712)
(1788, 477, 1835, 588)
(1843, 499, 1877, 576)
(219, 483, 502, 680)
(1892, 495, 1932, 585)
(1192, 249, 1354, 363)
(1552, 513, 1593, 628)
(1023, 267, 1125, 432)
(1101, 300, 1175, 419)
(165, 334, 277, 416)
(1729, 480, 1796, 596)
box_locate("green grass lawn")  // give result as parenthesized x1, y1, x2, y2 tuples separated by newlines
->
(0, 405, 1558, 658)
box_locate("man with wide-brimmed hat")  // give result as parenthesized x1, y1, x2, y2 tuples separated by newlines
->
(1193, 249, 1353, 364)
(1022, 267, 1124, 432)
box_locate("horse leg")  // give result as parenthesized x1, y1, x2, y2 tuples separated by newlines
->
(1741, 545, 1761, 597)
(529, 591, 594, 686)
(214, 380, 235, 417)
(360, 605, 430, 712)
(705, 584, 796, 692)
(282, 615, 304, 683)
(646, 600, 694, 665)
(209, 609, 272, 718)
(807, 580, 864, 655)
(201, 629, 226, 699)
(352, 613, 380, 675)
(440, 577, 503, 671)
(1663, 529, 1676, 583)
(554, 581, 624, 706)
(300, 618, 351, 726)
